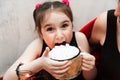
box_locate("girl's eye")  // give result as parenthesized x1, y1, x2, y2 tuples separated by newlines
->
(46, 27, 54, 31)
(62, 23, 69, 28)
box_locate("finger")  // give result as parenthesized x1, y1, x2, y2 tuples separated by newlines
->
(82, 65, 95, 71)
(82, 57, 95, 68)
(82, 66, 91, 71)
(51, 60, 71, 67)
(51, 61, 72, 70)
(82, 57, 95, 64)
(82, 62, 92, 68)
(52, 66, 70, 74)
(42, 47, 50, 57)
(82, 61, 95, 71)
(81, 52, 95, 61)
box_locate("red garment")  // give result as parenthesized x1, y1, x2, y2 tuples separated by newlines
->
(79, 18, 97, 39)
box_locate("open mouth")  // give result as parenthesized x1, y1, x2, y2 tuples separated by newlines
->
(55, 41, 66, 46)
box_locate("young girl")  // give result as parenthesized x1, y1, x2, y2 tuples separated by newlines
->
(3, 0, 96, 80)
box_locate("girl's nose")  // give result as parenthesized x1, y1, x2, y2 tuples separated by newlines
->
(55, 30, 65, 43)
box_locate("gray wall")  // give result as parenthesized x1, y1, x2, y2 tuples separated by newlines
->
(0, 0, 116, 75)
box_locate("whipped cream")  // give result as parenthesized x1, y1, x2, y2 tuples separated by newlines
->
(49, 44, 79, 61)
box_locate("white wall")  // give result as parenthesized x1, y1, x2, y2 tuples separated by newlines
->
(0, 0, 116, 75)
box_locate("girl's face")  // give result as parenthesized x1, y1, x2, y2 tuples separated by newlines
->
(40, 11, 73, 49)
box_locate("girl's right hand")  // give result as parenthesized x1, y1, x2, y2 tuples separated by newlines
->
(41, 47, 72, 79)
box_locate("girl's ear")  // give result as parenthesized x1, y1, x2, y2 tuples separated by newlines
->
(39, 31, 44, 40)
(39, 32, 43, 38)
(71, 23, 73, 30)
(36, 26, 43, 38)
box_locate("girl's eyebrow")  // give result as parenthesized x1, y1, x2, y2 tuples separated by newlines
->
(44, 24, 51, 27)
(62, 20, 69, 23)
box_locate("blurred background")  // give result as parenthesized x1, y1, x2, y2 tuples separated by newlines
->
(0, 0, 116, 75)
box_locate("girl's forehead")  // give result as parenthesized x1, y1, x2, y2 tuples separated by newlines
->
(44, 11, 68, 21)
(41, 11, 70, 26)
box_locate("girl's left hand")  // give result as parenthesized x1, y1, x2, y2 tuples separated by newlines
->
(80, 52, 95, 71)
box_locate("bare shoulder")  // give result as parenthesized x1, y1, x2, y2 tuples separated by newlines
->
(29, 38, 42, 48)
(75, 32, 89, 52)
(25, 37, 43, 58)
(95, 12, 107, 27)
(24, 38, 43, 56)
(90, 11, 107, 44)
(75, 32, 87, 40)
